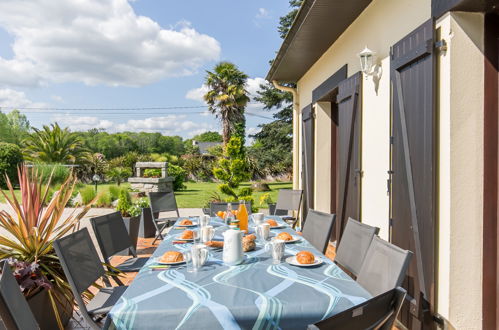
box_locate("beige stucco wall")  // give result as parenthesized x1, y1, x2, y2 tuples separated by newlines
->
(436, 12, 484, 329)
(314, 102, 332, 211)
(296, 0, 431, 220)
(290, 0, 485, 328)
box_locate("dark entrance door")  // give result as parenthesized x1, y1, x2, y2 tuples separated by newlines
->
(335, 72, 362, 242)
(302, 104, 314, 219)
(390, 19, 436, 329)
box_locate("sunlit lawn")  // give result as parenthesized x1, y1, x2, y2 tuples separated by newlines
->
(0, 181, 292, 209)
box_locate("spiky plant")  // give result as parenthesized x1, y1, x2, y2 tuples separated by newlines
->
(0, 166, 93, 329)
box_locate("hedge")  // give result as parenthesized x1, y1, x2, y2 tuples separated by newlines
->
(0, 142, 23, 188)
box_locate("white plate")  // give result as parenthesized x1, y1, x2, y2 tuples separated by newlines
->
(269, 224, 286, 229)
(275, 235, 301, 243)
(154, 257, 186, 265)
(174, 234, 194, 241)
(285, 256, 323, 267)
(175, 222, 198, 228)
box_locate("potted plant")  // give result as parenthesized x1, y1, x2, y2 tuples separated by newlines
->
(259, 193, 276, 215)
(115, 190, 140, 255)
(135, 197, 155, 238)
(0, 166, 94, 329)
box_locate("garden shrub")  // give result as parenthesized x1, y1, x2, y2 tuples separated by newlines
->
(96, 191, 112, 207)
(34, 164, 71, 186)
(108, 185, 122, 201)
(116, 189, 133, 217)
(106, 166, 132, 186)
(0, 142, 23, 188)
(79, 186, 97, 205)
(168, 164, 187, 191)
(143, 168, 161, 178)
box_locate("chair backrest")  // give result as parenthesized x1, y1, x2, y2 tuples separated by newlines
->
(357, 237, 413, 296)
(90, 211, 135, 261)
(308, 287, 407, 330)
(0, 263, 39, 330)
(209, 202, 252, 217)
(301, 209, 336, 253)
(274, 189, 303, 215)
(53, 228, 105, 295)
(148, 191, 178, 214)
(334, 218, 380, 277)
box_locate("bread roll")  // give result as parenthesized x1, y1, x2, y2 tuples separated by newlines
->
(242, 238, 256, 252)
(276, 232, 293, 241)
(266, 219, 278, 227)
(179, 219, 193, 226)
(205, 241, 224, 248)
(160, 251, 184, 263)
(296, 251, 315, 265)
(180, 230, 194, 239)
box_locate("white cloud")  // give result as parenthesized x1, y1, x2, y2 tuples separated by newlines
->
(51, 95, 63, 102)
(185, 85, 209, 103)
(0, 88, 46, 109)
(0, 0, 221, 87)
(52, 115, 114, 131)
(255, 8, 271, 20)
(53, 113, 217, 138)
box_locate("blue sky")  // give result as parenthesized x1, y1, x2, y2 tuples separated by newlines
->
(0, 0, 290, 139)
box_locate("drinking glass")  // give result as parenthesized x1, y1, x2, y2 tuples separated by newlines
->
(183, 251, 193, 272)
(199, 215, 210, 227)
(255, 223, 270, 244)
(192, 228, 200, 244)
(201, 225, 215, 243)
(265, 239, 285, 264)
(191, 244, 209, 272)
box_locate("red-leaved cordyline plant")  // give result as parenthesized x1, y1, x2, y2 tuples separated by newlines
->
(0, 165, 94, 329)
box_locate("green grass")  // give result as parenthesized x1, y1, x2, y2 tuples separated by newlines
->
(0, 181, 292, 209)
(175, 181, 292, 209)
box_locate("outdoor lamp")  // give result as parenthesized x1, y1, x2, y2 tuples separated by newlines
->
(358, 46, 376, 77)
(92, 174, 101, 192)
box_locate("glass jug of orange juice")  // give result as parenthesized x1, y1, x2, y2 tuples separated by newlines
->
(237, 200, 249, 232)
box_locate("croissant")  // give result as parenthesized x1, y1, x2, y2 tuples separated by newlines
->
(296, 251, 315, 265)
(276, 232, 293, 241)
(179, 219, 193, 226)
(266, 219, 278, 227)
(180, 230, 194, 239)
(160, 251, 184, 263)
(205, 241, 224, 248)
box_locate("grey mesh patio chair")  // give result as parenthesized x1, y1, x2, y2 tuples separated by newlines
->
(209, 202, 252, 217)
(53, 228, 128, 330)
(148, 191, 180, 244)
(334, 218, 380, 277)
(273, 189, 303, 227)
(90, 212, 149, 286)
(357, 236, 413, 296)
(0, 263, 39, 330)
(301, 209, 336, 254)
(307, 286, 407, 330)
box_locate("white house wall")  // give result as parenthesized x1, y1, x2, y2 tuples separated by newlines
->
(437, 12, 484, 329)
(360, 56, 390, 240)
(292, 0, 485, 328)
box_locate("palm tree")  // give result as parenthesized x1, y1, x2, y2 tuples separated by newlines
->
(204, 62, 250, 145)
(23, 123, 89, 164)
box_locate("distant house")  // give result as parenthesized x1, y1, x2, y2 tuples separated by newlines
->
(267, 0, 498, 329)
(192, 141, 221, 156)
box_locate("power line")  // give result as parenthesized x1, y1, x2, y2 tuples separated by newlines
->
(0, 105, 208, 111)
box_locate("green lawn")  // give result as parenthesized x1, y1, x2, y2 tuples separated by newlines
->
(175, 181, 292, 208)
(0, 181, 292, 209)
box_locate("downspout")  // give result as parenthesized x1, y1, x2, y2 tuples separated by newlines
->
(272, 81, 300, 190)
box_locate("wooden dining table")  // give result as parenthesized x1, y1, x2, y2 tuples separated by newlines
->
(108, 216, 372, 329)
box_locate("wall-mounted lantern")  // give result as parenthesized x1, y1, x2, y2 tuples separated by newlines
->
(358, 46, 377, 78)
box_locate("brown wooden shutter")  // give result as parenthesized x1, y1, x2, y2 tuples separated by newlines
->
(302, 104, 314, 219)
(390, 19, 436, 329)
(335, 72, 362, 241)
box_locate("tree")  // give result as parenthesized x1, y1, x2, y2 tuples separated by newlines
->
(106, 167, 132, 186)
(0, 142, 23, 188)
(6, 110, 30, 145)
(278, 0, 304, 39)
(213, 136, 252, 202)
(23, 123, 89, 164)
(204, 62, 250, 145)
